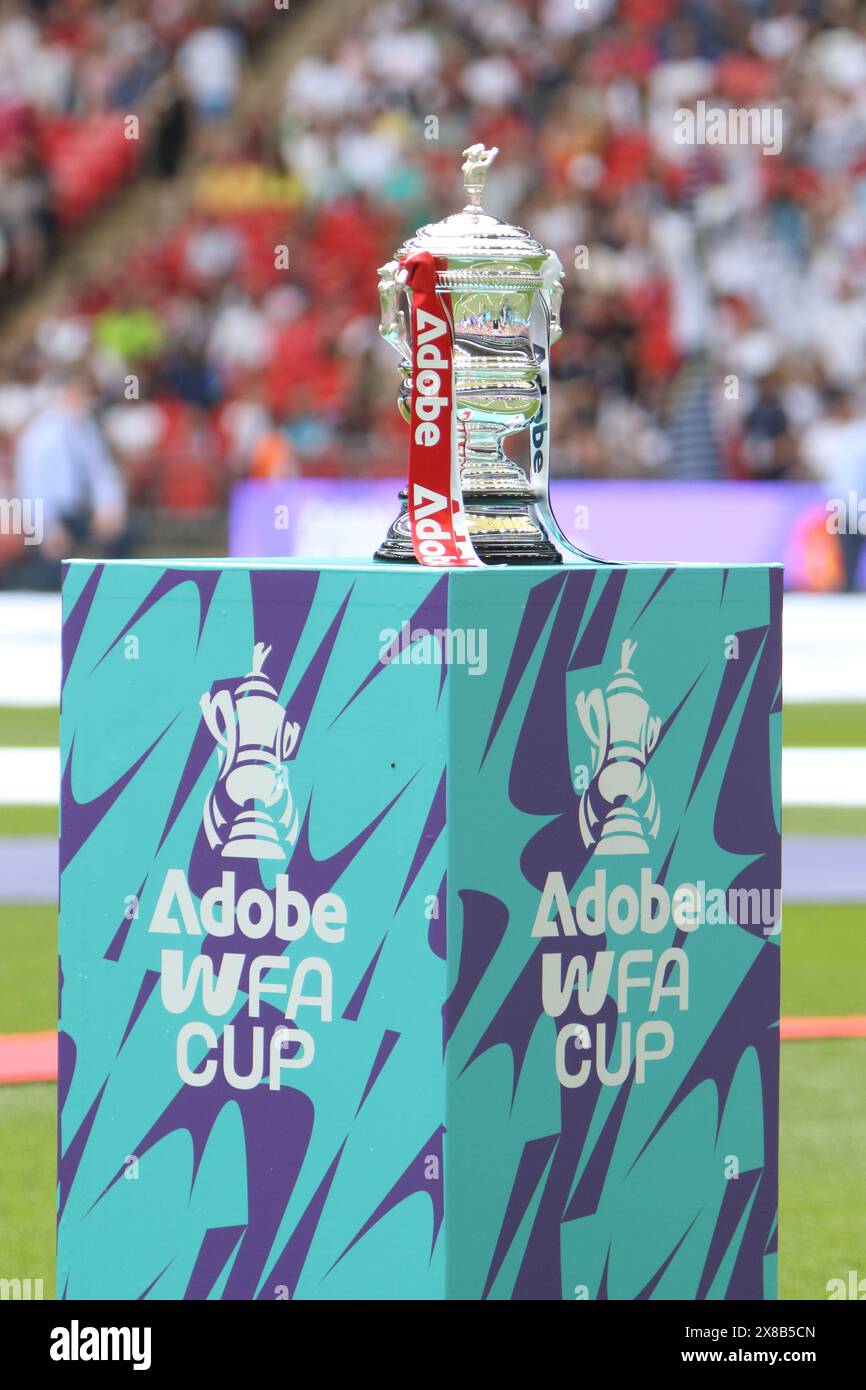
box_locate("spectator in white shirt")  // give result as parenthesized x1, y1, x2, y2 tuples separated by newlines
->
(176, 22, 244, 120)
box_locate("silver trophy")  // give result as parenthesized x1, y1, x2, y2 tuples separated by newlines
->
(376, 144, 566, 564)
(200, 643, 301, 861)
(576, 640, 661, 856)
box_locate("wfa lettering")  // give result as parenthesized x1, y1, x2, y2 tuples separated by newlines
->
(50, 1321, 151, 1371)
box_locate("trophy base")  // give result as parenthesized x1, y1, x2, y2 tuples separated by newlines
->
(375, 491, 562, 566)
(595, 809, 650, 856)
(222, 810, 287, 861)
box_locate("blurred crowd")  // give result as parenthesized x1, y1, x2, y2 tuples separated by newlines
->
(0, 0, 274, 295)
(1, 0, 866, 585)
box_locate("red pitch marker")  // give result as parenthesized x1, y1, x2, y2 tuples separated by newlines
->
(0, 1030, 57, 1084)
(780, 1016, 866, 1040)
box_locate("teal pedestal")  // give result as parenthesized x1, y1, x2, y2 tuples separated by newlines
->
(58, 559, 781, 1299)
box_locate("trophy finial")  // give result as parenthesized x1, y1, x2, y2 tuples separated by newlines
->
(462, 143, 498, 209)
(251, 642, 272, 675)
(619, 639, 638, 674)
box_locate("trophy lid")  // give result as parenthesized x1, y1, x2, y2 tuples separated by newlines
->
(395, 144, 547, 265)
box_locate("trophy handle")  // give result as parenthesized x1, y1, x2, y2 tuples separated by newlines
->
(378, 260, 412, 364)
(541, 251, 565, 346)
(281, 720, 301, 760)
(645, 714, 662, 756)
(199, 689, 237, 773)
(576, 689, 608, 770)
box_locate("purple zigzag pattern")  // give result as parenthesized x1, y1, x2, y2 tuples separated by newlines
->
(155, 713, 222, 856)
(650, 671, 704, 765)
(395, 769, 445, 912)
(444, 890, 508, 1044)
(481, 1134, 558, 1299)
(635, 1214, 699, 1299)
(258, 1142, 346, 1300)
(686, 625, 767, 810)
(635, 945, 778, 1160)
(90, 1066, 316, 1303)
(249, 568, 320, 694)
(355, 1030, 400, 1116)
(104, 879, 148, 962)
(696, 1167, 761, 1300)
(481, 572, 566, 765)
(61, 563, 103, 688)
(511, 570, 595, 817)
(57, 1030, 75, 1116)
(342, 936, 386, 1022)
(563, 1070, 636, 1220)
(429, 872, 446, 962)
(283, 583, 353, 733)
(506, 992, 619, 1299)
(284, 773, 418, 909)
(515, 569, 623, 891)
(137, 1261, 173, 1300)
(185, 1226, 245, 1300)
(93, 568, 221, 668)
(725, 1028, 778, 1298)
(331, 576, 447, 724)
(58, 1078, 108, 1218)
(596, 1246, 612, 1299)
(628, 567, 676, 628)
(330, 1126, 445, 1272)
(714, 590, 782, 869)
(116, 970, 159, 1054)
(61, 723, 176, 871)
(566, 567, 627, 672)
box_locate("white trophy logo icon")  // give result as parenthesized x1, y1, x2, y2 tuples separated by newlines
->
(200, 643, 300, 861)
(575, 639, 661, 856)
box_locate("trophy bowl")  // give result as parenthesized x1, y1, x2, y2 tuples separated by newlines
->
(200, 644, 301, 862)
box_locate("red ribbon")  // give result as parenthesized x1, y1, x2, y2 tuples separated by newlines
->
(402, 251, 479, 567)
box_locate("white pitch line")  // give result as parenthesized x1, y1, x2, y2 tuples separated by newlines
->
(783, 595, 866, 703)
(0, 593, 61, 707)
(0, 748, 60, 804)
(0, 745, 864, 809)
(781, 748, 866, 807)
